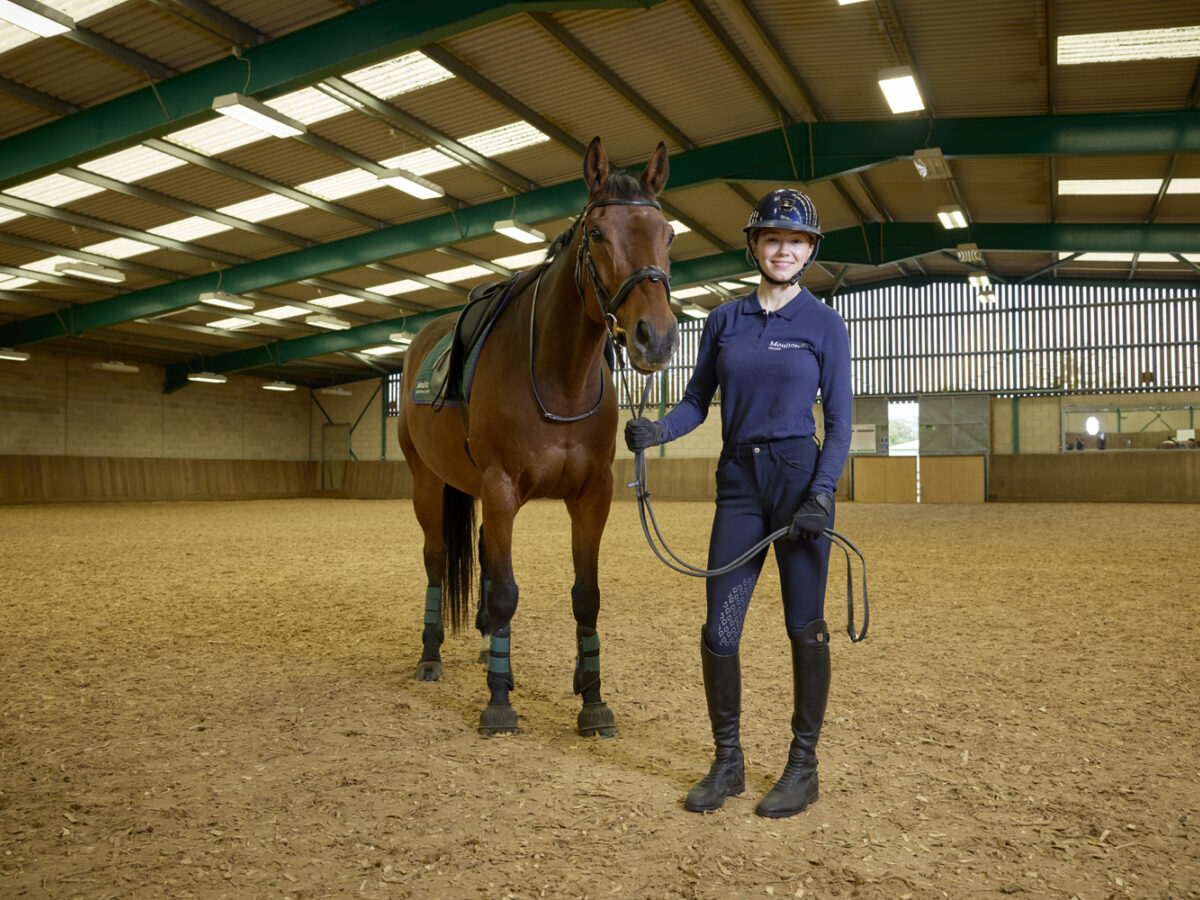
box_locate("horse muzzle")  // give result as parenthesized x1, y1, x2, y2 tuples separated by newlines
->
(624, 316, 679, 373)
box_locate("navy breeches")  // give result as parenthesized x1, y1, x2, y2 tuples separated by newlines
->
(704, 436, 833, 655)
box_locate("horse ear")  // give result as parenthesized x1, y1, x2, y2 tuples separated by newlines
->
(583, 136, 609, 195)
(640, 142, 669, 196)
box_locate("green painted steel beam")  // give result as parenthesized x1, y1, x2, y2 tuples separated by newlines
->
(0, 0, 670, 191)
(162, 306, 462, 392)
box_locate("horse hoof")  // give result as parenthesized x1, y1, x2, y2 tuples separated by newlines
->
(479, 702, 519, 736)
(578, 702, 617, 738)
(413, 661, 442, 682)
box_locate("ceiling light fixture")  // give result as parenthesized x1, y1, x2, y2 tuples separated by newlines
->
(968, 273, 991, 289)
(0, 347, 31, 361)
(186, 371, 227, 384)
(305, 314, 351, 331)
(198, 290, 255, 311)
(262, 380, 296, 392)
(493, 219, 546, 244)
(0, 0, 73, 36)
(54, 261, 126, 283)
(878, 66, 924, 114)
(377, 167, 445, 199)
(93, 360, 140, 373)
(320, 386, 352, 396)
(956, 242, 982, 263)
(681, 305, 709, 319)
(388, 331, 415, 345)
(937, 205, 968, 229)
(912, 147, 951, 180)
(211, 93, 306, 138)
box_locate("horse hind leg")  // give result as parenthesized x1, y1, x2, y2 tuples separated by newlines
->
(476, 527, 493, 665)
(410, 466, 447, 682)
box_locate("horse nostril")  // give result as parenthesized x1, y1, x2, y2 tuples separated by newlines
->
(634, 318, 652, 352)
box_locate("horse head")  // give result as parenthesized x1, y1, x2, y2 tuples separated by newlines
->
(577, 137, 679, 374)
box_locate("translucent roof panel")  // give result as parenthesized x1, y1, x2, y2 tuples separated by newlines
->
(218, 194, 307, 223)
(341, 51, 454, 99)
(78, 145, 187, 183)
(6, 173, 105, 206)
(148, 217, 234, 241)
(83, 237, 158, 259)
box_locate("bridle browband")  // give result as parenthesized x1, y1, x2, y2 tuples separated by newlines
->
(530, 197, 671, 423)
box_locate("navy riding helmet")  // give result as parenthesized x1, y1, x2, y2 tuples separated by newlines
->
(743, 188, 823, 285)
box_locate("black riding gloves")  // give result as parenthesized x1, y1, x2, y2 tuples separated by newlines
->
(624, 417, 664, 452)
(788, 492, 833, 540)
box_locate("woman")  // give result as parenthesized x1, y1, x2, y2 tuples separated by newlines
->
(625, 188, 852, 818)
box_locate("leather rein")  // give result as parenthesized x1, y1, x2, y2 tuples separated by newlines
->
(529, 198, 670, 423)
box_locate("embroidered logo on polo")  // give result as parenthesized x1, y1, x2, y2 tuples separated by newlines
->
(767, 340, 811, 351)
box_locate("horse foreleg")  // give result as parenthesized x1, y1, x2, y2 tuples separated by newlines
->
(477, 487, 520, 736)
(568, 486, 617, 738)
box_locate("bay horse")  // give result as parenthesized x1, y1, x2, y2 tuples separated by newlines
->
(396, 137, 679, 736)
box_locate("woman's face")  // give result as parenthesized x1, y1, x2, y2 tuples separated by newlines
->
(751, 228, 815, 282)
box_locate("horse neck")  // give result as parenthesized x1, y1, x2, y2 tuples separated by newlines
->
(528, 240, 608, 402)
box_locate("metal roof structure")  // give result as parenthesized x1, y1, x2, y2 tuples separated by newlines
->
(0, 0, 1197, 390)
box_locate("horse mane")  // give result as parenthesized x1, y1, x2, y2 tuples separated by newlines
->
(543, 171, 657, 264)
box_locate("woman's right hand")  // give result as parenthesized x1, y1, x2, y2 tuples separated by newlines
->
(624, 417, 664, 452)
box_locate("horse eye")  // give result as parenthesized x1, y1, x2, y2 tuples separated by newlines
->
(667, 229, 675, 246)
(589, 227, 603, 242)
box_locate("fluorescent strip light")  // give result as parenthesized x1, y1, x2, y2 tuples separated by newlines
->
(93, 360, 140, 373)
(493, 249, 547, 270)
(311, 294, 358, 309)
(305, 314, 351, 330)
(838, 0, 871, 4)
(54, 261, 126, 283)
(361, 344, 406, 357)
(388, 331, 415, 344)
(262, 380, 296, 392)
(187, 371, 227, 384)
(198, 290, 255, 311)
(968, 273, 991, 289)
(1057, 26, 1200, 65)
(377, 168, 445, 199)
(878, 66, 924, 114)
(937, 206, 968, 229)
(320, 386, 352, 396)
(207, 316, 255, 330)
(211, 93, 306, 138)
(0, 347, 31, 361)
(0, 0, 73, 36)
(494, 219, 546, 244)
(681, 305, 709, 319)
(912, 147, 951, 180)
(672, 286, 712, 300)
(1167, 179, 1200, 194)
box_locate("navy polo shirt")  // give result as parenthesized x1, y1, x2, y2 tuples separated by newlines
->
(658, 288, 853, 496)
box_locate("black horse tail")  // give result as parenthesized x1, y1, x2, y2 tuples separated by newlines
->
(441, 484, 476, 633)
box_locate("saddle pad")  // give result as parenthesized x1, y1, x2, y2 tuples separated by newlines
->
(411, 331, 487, 406)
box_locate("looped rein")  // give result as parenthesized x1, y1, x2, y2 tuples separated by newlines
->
(574, 198, 671, 323)
(623, 378, 869, 643)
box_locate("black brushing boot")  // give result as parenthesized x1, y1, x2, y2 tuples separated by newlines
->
(685, 628, 745, 812)
(756, 618, 830, 818)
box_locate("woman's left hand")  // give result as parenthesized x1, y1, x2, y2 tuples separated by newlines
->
(787, 492, 832, 540)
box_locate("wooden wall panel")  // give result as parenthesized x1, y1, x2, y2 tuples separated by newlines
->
(852, 457, 918, 503)
(0, 457, 318, 503)
(989, 452, 1200, 502)
(920, 456, 986, 503)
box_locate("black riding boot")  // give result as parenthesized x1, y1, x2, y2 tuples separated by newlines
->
(685, 628, 745, 812)
(756, 619, 830, 818)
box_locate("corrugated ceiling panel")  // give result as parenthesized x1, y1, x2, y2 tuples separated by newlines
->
(0, 38, 138, 110)
(82, 3, 227, 73)
(217, 0, 345, 40)
(443, 15, 678, 164)
(1054, 59, 1198, 113)
(897, 0, 1048, 116)
(753, 0, 898, 121)
(553, 5, 778, 149)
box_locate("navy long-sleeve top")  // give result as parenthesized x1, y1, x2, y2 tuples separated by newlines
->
(657, 288, 853, 496)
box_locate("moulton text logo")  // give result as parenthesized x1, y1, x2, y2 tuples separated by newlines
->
(767, 340, 810, 351)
